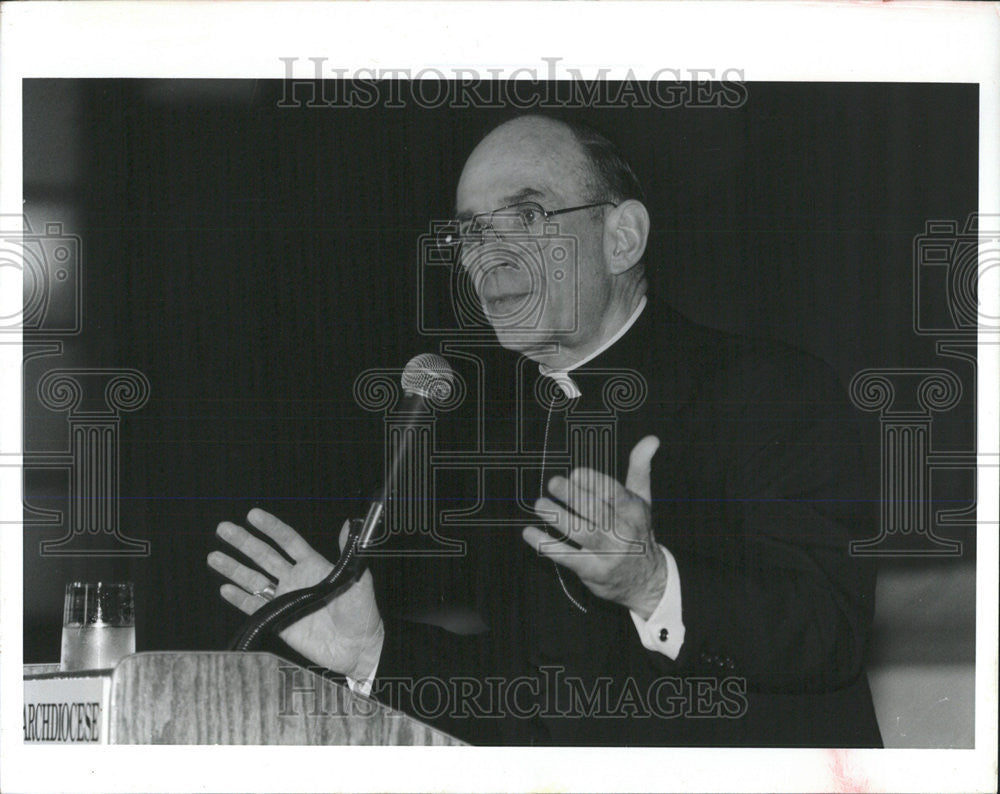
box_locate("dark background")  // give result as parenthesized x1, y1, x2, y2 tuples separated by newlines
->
(21, 80, 977, 743)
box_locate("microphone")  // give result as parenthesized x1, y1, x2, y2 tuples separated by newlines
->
(230, 353, 454, 652)
(357, 353, 454, 549)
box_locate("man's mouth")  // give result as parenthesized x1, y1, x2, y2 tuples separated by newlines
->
(482, 292, 530, 314)
(475, 260, 535, 315)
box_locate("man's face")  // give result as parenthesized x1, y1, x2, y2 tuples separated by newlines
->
(454, 119, 613, 364)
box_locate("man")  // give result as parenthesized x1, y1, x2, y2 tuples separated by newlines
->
(207, 114, 882, 747)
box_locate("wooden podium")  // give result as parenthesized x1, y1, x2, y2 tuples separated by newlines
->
(24, 652, 464, 745)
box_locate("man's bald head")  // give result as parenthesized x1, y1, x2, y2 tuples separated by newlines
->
(458, 115, 644, 215)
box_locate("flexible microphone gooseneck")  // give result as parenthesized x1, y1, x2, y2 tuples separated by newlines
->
(229, 353, 454, 653)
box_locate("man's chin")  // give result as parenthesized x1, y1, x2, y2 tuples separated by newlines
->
(490, 328, 559, 363)
(491, 328, 532, 351)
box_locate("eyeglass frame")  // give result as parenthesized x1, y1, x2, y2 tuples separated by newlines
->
(439, 200, 618, 250)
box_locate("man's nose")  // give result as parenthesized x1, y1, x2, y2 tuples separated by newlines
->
(460, 239, 521, 274)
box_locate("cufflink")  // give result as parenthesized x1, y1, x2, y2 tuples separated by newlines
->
(658, 628, 669, 642)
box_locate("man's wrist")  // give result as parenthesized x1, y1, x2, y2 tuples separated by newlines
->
(630, 546, 669, 620)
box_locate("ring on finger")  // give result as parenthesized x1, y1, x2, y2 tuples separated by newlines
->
(253, 582, 277, 602)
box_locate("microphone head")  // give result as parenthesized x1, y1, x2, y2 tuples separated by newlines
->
(401, 353, 454, 402)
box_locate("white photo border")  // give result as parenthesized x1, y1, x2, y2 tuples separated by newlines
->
(1, 2, 997, 792)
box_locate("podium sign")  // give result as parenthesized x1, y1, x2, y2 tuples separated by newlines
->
(23, 667, 112, 744)
(24, 653, 463, 746)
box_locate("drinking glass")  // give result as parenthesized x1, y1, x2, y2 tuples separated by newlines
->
(60, 581, 136, 672)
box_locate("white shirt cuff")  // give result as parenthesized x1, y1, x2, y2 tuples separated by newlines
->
(345, 668, 376, 697)
(344, 625, 384, 697)
(629, 545, 685, 659)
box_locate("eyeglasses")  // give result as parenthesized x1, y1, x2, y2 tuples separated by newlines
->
(435, 200, 616, 252)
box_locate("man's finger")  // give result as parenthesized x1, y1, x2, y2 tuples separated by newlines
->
(551, 472, 622, 531)
(522, 526, 601, 579)
(246, 508, 315, 561)
(567, 467, 626, 505)
(207, 550, 275, 596)
(625, 435, 660, 504)
(219, 583, 262, 616)
(337, 519, 350, 552)
(216, 521, 292, 579)
(534, 497, 605, 549)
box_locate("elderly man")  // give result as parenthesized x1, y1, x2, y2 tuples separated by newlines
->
(208, 114, 882, 747)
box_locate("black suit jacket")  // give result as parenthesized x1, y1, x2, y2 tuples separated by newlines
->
(370, 300, 882, 747)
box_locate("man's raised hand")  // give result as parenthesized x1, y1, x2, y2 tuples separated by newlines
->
(207, 508, 383, 681)
(522, 435, 668, 619)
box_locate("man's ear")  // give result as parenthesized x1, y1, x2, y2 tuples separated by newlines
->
(602, 200, 650, 275)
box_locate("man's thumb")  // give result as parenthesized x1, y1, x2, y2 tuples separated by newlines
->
(626, 435, 660, 504)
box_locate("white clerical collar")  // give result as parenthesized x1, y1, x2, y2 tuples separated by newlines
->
(538, 295, 648, 399)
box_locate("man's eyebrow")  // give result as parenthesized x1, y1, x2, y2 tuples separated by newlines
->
(502, 187, 545, 205)
(454, 187, 546, 220)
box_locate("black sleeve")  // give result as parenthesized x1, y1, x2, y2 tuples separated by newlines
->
(369, 617, 514, 744)
(645, 349, 877, 693)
